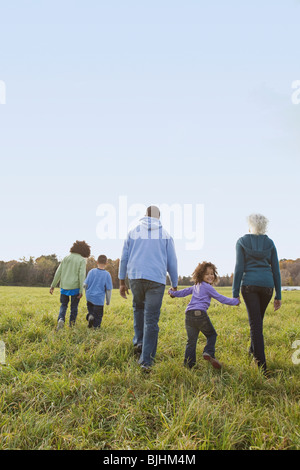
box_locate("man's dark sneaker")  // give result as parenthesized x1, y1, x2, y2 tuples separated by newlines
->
(133, 344, 142, 356)
(140, 364, 151, 373)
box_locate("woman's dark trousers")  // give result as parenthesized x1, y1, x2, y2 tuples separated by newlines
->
(241, 285, 273, 371)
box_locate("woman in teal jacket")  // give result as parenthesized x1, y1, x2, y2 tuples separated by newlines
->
(233, 214, 281, 374)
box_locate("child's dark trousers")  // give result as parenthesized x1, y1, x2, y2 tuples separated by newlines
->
(86, 301, 104, 328)
(184, 309, 217, 368)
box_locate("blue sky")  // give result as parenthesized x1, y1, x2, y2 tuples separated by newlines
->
(0, 0, 299, 277)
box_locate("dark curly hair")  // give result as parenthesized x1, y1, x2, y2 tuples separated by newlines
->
(70, 240, 91, 258)
(192, 261, 218, 285)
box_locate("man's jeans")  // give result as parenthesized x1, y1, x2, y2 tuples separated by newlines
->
(241, 285, 273, 371)
(129, 279, 165, 367)
(184, 310, 217, 368)
(58, 293, 80, 326)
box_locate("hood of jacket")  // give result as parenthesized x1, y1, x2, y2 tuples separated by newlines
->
(139, 216, 162, 231)
(238, 234, 274, 259)
(127, 216, 164, 238)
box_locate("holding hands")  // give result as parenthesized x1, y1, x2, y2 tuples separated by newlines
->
(168, 287, 177, 298)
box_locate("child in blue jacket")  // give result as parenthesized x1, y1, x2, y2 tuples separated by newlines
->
(84, 255, 113, 329)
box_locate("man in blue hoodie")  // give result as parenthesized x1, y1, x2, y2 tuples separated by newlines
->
(119, 205, 178, 371)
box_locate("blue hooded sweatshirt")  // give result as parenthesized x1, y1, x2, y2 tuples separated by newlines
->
(118, 216, 178, 287)
(232, 234, 281, 300)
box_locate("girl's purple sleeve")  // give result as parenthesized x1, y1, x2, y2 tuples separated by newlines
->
(208, 285, 239, 305)
(169, 286, 193, 297)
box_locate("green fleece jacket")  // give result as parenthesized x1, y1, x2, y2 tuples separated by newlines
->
(51, 253, 87, 294)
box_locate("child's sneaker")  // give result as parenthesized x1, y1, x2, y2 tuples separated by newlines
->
(56, 319, 65, 331)
(203, 353, 222, 369)
(87, 314, 94, 328)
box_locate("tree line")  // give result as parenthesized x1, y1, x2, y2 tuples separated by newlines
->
(0, 255, 121, 289)
(0, 255, 299, 288)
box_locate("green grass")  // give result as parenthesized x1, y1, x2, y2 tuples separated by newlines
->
(0, 286, 299, 450)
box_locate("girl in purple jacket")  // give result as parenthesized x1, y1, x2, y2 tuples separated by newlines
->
(169, 262, 240, 369)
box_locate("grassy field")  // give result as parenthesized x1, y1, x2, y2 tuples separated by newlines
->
(0, 285, 299, 450)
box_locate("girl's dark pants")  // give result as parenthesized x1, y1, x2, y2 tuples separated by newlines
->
(241, 285, 273, 371)
(184, 309, 217, 368)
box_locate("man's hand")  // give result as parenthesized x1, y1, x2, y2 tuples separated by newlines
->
(49, 287, 54, 295)
(119, 280, 129, 299)
(77, 293, 83, 299)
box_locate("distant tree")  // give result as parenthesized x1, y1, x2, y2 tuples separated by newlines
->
(279, 259, 300, 286)
(217, 274, 232, 287)
(35, 255, 59, 286)
(0, 261, 7, 284)
(86, 256, 120, 288)
(180, 275, 193, 286)
(280, 268, 293, 286)
(11, 257, 36, 286)
(86, 256, 97, 272)
(105, 258, 120, 288)
(4, 261, 18, 285)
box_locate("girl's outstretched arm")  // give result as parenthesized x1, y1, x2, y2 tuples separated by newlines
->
(168, 286, 193, 298)
(207, 284, 240, 306)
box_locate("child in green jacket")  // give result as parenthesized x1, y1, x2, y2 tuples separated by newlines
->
(50, 241, 91, 329)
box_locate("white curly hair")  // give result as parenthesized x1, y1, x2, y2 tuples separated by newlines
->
(247, 213, 269, 235)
